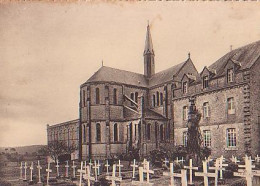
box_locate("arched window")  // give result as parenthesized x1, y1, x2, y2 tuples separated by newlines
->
(96, 88, 100, 104)
(83, 125, 86, 142)
(130, 93, 134, 106)
(152, 94, 156, 107)
(67, 129, 70, 147)
(160, 92, 163, 106)
(156, 91, 160, 106)
(113, 89, 117, 105)
(114, 123, 118, 142)
(135, 92, 138, 103)
(82, 90, 86, 107)
(96, 123, 101, 142)
(160, 124, 164, 141)
(147, 123, 151, 140)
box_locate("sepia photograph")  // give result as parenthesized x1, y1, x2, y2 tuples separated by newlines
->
(0, 1, 260, 185)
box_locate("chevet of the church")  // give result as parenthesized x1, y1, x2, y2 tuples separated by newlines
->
(47, 24, 260, 161)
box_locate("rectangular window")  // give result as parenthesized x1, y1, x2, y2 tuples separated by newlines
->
(183, 106, 188, 120)
(160, 92, 163, 106)
(152, 95, 156, 107)
(227, 69, 234, 83)
(227, 97, 235, 115)
(183, 132, 187, 147)
(130, 93, 134, 106)
(203, 75, 209, 89)
(113, 89, 117, 105)
(227, 128, 236, 147)
(82, 90, 85, 107)
(96, 88, 100, 104)
(183, 82, 188, 94)
(203, 102, 210, 118)
(203, 130, 211, 147)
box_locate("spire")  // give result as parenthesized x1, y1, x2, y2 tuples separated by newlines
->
(144, 22, 154, 55)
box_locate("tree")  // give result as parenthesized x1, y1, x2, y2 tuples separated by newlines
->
(46, 140, 67, 162)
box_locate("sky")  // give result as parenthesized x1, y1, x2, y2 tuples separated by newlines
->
(1, 1, 260, 147)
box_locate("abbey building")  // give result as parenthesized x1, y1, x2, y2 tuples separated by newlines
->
(47, 24, 260, 160)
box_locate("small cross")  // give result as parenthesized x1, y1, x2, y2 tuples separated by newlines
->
(97, 160, 101, 175)
(65, 161, 69, 177)
(93, 160, 99, 181)
(46, 162, 52, 186)
(83, 165, 95, 186)
(132, 166, 153, 185)
(142, 159, 147, 170)
(143, 161, 154, 183)
(117, 160, 123, 178)
(71, 161, 77, 178)
(36, 160, 42, 184)
(131, 159, 138, 179)
(218, 156, 228, 179)
(83, 161, 88, 174)
(163, 158, 169, 167)
(105, 160, 110, 175)
(255, 155, 260, 163)
(77, 161, 86, 186)
(184, 159, 198, 185)
(55, 159, 60, 177)
(106, 164, 122, 186)
(29, 162, 34, 182)
(19, 162, 23, 180)
(195, 161, 218, 186)
(163, 163, 187, 186)
(208, 158, 221, 185)
(23, 162, 28, 181)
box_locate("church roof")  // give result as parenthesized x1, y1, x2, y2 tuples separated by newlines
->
(85, 66, 148, 87)
(148, 60, 187, 87)
(209, 40, 260, 75)
(144, 108, 167, 120)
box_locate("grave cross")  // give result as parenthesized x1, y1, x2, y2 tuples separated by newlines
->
(163, 158, 169, 167)
(97, 160, 101, 175)
(208, 158, 221, 186)
(19, 162, 23, 180)
(83, 165, 95, 186)
(46, 162, 52, 186)
(179, 157, 185, 164)
(143, 161, 154, 183)
(218, 157, 228, 179)
(142, 159, 148, 170)
(234, 157, 260, 186)
(163, 162, 175, 186)
(93, 160, 99, 181)
(36, 160, 42, 184)
(131, 159, 139, 179)
(72, 161, 77, 178)
(255, 155, 260, 163)
(83, 161, 88, 174)
(105, 160, 110, 175)
(65, 161, 69, 177)
(184, 159, 198, 185)
(30, 162, 34, 182)
(77, 161, 86, 186)
(195, 161, 218, 186)
(24, 162, 28, 181)
(132, 167, 153, 185)
(117, 160, 123, 178)
(55, 159, 60, 177)
(89, 159, 93, 170)
(230, 155, 240, 164)
(164, 163, 188, 186)
(106, 164, 122, 186)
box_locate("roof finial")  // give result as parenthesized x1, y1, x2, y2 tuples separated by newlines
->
(147, 20, 149, 26)
(230, 45, 233, 52)
(188, 52, 190, 59)
(102, 59, 104, 67)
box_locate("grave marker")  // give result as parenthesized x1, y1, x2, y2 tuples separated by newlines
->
(184, 159, 198, 185)
(93, 160, 99, 181)
(29, 162, 34, 182)
(195, 161, 218, 186)
(19, 162, 23, 180)
(105, 160, 110, 175)
(163, 158, 169, 167)
(72, 161, 77, 178)
(36, 160, 42, 184)
(132, 167, 153, 185)
(218, 157, 228, 179)
(143, 161, 154, 183)
(97, 160, 101, 175)
(131, 159, 138, 179)
(163, 163, 187, 186)
(83, 165, 95, 186)
(46, 162, 52, 186)
(255, 155, 260, 163)
(208, 159, 220, 186)
(55, 160, 60, 177)
(77, 161, 85, 186)
(106, 164, 122, 186)
(117, 160, 123, 178)
(65, 160, 69, 177)
(23, 162, 28, 181)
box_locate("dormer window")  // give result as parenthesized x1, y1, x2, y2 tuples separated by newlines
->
(182, 82, 188, 94)
(227, 69, 234, 83)
(202, 75, 209, 89)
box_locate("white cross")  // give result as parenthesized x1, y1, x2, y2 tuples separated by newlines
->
(97, 160, 101, 175)
(83, 165, 95, 186)
(234, 157, 260, 186)
(106, 164, 122, 186)
(255, 155, 260, 163)
(164, 163, 187, 186)
(71, 161, 77, 178)
(218, 157, 228, 179)
(36, 160, 42, 184)
(105, 160, 110, 175)
(230, 155, 240, 164)
(131, 159, 139, 179)
(205, 156, 213, 163)
(77, 161, 86, 186)
(184, 159, 198, 185)
(163, 158, 169, 167)
(89, 159, 93, 170)
(46, 162, 52, 186)
(117, 160, 123, 178)
(143, 161, 154, 183)
(179, 157, 185, 164)
(55, 160, 60, 177)
(65, 161, 69, 177)
(24, 162, 28, 181)
(195, 161, 218, 186)
(132, 166, 153, 185)
(208, 158, 221, 186)
(83, 161, 88, 174)
(93, 160, 99, 181)
(30, 162, 34, 182)
(19, 162, 23, 180)
(142, 159, 148, 170)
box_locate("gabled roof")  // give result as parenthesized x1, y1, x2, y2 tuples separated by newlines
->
(149, 61, 186, 87)
(144, 109, 167, 120)
(209, 40, 260, 75)
(84, 66, 148, 87)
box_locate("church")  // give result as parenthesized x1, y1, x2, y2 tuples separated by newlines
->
(47, 24, 260, 160)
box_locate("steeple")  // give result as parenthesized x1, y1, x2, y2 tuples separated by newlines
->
(143, 22, 155, 78)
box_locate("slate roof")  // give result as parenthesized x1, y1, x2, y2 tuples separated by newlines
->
(209, 40, 260, 75)
(85, 66, 148, 87)
(144, 109, 167, 120)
